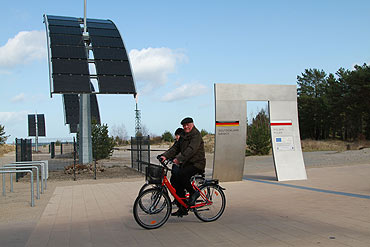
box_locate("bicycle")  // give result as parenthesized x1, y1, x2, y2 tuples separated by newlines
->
(133, 157, 226, 229)
(136, 161, 205, 215)
(137, 161, 205, 196)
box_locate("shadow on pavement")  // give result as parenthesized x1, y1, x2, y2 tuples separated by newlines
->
(243, 174, 277, 181)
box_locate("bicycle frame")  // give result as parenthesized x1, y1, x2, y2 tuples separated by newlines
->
(161, 173, 212, 209)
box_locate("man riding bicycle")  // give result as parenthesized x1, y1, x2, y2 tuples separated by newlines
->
(160, 117, 206, 217)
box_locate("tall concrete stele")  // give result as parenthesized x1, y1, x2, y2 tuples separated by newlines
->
(213, 83, 307, 182)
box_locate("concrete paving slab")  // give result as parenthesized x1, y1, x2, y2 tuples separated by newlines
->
(7, 164, 369, 247)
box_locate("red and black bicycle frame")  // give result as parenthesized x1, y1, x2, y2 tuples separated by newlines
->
(162, 176, 212, 209)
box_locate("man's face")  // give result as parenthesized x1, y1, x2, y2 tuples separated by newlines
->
(182, 122, 194, 133)
(175, 134, 180, 141)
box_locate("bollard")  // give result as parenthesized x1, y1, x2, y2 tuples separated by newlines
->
(94, 159, 97, 180)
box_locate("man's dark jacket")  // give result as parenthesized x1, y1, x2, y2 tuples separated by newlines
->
(163, 127, 206, 171)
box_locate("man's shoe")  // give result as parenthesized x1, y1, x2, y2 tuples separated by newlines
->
(188, 191, 200, 206)
(171, 208, 188, 217)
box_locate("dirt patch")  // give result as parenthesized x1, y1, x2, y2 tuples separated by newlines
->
(301, 139, 370, 152)
(17, 165, 144, 182)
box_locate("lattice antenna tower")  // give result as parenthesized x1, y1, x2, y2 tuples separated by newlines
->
(135, 95, 141, 136)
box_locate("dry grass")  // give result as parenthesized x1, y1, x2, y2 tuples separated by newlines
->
(200, 135, 370, 153)
(0, 144, 14, 157)
(301, 139, 370, 152)
(203, 134, 215, 153)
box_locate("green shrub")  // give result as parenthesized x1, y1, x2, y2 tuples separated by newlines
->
(246, 109, 271, 155)
(0, 124, 9, 144)
(200, 129, 209, 137)
(92, 123, 115, 160)
(161, 131, 174, 142)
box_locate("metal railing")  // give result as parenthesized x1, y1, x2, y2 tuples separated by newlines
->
(10, 160, 49, 190)
(1, 166, 40, 199)
(1, 170, 34, 207)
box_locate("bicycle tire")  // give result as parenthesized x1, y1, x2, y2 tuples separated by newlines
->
(133, 188, 172, 229)
(193, 184, 226, 222)
(139, 187, 168, 214)
(138, 183, 158, 195)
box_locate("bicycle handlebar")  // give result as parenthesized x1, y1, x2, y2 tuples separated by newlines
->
(156, 155, 174, 171)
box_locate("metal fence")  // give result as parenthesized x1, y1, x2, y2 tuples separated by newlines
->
(49, 142, 75, 159)
(15, 138, 32, 162)
(15, 138, 32, 180)
(131, 136, 150, 173)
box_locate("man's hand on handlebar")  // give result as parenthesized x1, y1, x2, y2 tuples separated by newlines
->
(158, 155, 166, 162)
(173, 158, 179, 165)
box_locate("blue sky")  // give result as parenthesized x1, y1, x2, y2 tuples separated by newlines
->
(1, 0, 370, 142)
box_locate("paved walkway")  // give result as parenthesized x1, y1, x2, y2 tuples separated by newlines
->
(4, 164, 370, 247)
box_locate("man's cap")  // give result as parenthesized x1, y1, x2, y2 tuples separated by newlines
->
(174, 128, 184, 136)
(181, 117, 193, 125)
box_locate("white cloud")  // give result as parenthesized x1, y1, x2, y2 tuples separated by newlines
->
(161, 83, 208, 102)
(0, 111, 28, 124)
(0, 30, 46, 68)
(11, 93, 26, 103)
(129, 47, 186, 93)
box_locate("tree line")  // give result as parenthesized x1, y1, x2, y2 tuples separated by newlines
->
(297, 64, 370, 141)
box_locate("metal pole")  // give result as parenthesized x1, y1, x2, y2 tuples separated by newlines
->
(30, 171, 34, 207)
(2, 173, 5, 196)
(12, 161, 46, 193)
(94, 159, 96, 180)
(35, 114, 39, 152)
(0, 170, 35, 207)
(73, 137, 76, 181)
(84, 0, 87, 34)
(2, 166, 40, 200)
(10, 173, 13, 192)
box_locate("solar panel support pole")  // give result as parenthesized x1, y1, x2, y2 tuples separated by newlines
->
(79, 94, 93, 164)
(35, 114, 39, 152)
(83, 0, 87, 35)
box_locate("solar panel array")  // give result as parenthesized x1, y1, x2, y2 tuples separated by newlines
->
(62, 94, 101, 133)
(63, 94, 80, 124)
(44, 15, 136, 95)
(28, 115, 36, 136)
(37, 114, 46, 136)
(28, 114, 46, 137)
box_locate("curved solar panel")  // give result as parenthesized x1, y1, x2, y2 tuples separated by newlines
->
(87, 18, 135, 94)
(63, 92, 101, 127)
(44, 14, 136, 95)
(69, 124, 78, 133)
(63, 94, 80, 124)
(44, 15, 91, 94)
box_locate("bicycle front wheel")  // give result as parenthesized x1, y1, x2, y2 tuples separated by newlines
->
(133, 188, 171, 229)
(138, 183, 158, 195)
(193, 185, 226, 222)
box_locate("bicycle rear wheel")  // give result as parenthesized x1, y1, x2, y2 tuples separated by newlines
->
(193, 185, 226, 222)
(133, 188, 171, 229)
